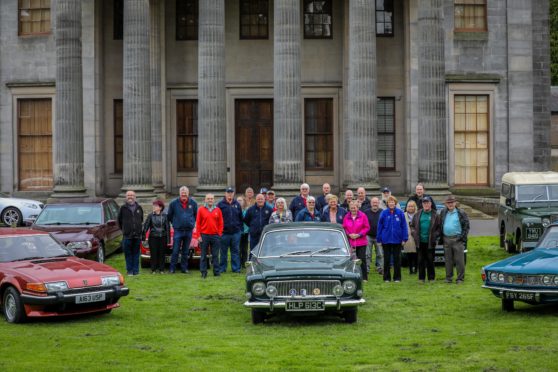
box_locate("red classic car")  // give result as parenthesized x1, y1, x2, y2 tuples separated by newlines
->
(140, 227, 206, 268)
(0, 229, 129, 323)
(31, 198, 123, 263)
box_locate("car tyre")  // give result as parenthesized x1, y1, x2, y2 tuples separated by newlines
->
(3, 287, 26, 323)
(251, 309, 266, 324)
(502, 298, 514, 312)
(97, 242, 105, 263)
(343, 308, 358, 323)
(1, 207, 23, 227)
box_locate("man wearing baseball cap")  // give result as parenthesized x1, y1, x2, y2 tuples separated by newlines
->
(217, 187, 243, 273)
(440, 195, 470, 284)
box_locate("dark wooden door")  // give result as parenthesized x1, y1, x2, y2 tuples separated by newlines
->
(235, 99, 273, 193)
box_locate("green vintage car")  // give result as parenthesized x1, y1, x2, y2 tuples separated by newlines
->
(499, 172, 558, 253)
(244, 223, 365, 324)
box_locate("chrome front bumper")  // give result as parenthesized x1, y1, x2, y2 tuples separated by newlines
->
(21, 286, 130, 305)
(482, 285, 558, 294)
(244, 298, 365, 311)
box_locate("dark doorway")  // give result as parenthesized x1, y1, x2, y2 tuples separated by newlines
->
(235, 99, 273, 193)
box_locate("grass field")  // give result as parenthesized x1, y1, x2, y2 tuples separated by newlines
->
(1, 236, 558, 371)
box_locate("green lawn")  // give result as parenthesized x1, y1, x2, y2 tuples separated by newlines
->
(2, 237, 558, 371)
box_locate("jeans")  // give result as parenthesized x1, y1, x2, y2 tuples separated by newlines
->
(200, 234, 221, 275)
(171, 230, 192, 272)
(249, 235, 261, 258)
(417, 242, 435, 281)
(123, 238, 141, 275)
(366, 236, 383, 272)
(220, 231, 241, 273)
(383, 244, 401, 281)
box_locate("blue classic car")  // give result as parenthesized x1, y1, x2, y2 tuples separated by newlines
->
(482, 223, 558, 311)
(244, 223, 365, 324)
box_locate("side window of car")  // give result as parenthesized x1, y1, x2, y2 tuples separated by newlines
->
(103, 203, 112, 224)
(108, 201, 119, 221)
(501, 183, 510, 198)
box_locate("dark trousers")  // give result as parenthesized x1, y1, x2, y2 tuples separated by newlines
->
(239, 233, 249, 265)
(383, 244, 402, 281)
(220, 231, 241, 273)
(355, 246, 368, 281)
(148, 236, 166, 272)
(123, 238, 141, 275)
(408, 252, 418, 274)
(200, 234, 221, 275)
(417, 242, 435, 281)
(170, 230, 192, 273)
(249, 235, 261, 258)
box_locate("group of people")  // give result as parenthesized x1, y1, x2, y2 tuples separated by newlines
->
(117, 182, 470, 284)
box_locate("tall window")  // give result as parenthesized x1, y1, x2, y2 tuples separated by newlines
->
(240, 0, 269, 39)
(18, 0, 51, 36)
(176, 0, 198, 40)
(113, 0, 123, 40)
(305, 99, 333, 171)
(377, 98, 395, 170)
(454, 0, 487, 32)
(454, 95, 489, 185)
(376, 0, 394, 36)
(303, 0, 332, 39)
(114, 100, 123, 174)
(18, 99, 53, 191)
(177, 100, 198, 172)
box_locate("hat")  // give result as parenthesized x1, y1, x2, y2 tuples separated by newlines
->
(259, 187, 268, 194)
(445, 195, 457, 203)
(266, 189, 275, 195)
(225, 187, 235, 193)
(382, 187, 390, 193)
(421, 195, 434, 204)
(152, 199, 165, 209)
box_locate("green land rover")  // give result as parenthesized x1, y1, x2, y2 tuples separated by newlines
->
(499, 172, 558, 253)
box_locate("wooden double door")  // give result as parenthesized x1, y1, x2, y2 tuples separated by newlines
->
(235, 99, 273, 193)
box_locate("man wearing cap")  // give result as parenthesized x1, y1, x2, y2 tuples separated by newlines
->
(244, 194, 274, 250)
(217, 187, 244, 273)
(411, 195, 441, 282)
(380, 187, 401, 210)
(289, 183, 310, 219)
(195, 194, 224, 278)
(440, 195, 470, 284)
(167, 186, 198, 273)
(316, 183, 331, 213)
(266, 190, 277, 210)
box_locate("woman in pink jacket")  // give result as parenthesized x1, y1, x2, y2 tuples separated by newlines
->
(342, 200, 371, 281)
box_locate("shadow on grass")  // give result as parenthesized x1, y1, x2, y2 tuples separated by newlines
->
(257, 312, 352, 326)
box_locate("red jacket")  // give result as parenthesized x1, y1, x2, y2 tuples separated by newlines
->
(194, 206, 224, 238)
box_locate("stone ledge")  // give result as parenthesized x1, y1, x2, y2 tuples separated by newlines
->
(446, 72, 501, 83)
(453, 31, 489, 41)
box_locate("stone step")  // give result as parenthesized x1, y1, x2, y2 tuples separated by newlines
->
(457, 203, 494, 220)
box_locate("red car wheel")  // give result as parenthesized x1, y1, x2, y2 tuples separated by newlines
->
(3, 287, 26, 323)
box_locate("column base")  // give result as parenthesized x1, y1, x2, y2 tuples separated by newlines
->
(194, 184, 228, 199)
(119, 185, 156, 202)
(49, 185, 88, 201)
(271, 183, 304, 198)
(153, 183, 165, 194)
(344, 181, 380, 193)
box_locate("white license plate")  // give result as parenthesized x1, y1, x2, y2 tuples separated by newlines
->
(75, 293, 106, 304)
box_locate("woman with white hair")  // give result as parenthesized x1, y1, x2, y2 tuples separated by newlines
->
(294, 196, 322, 222)
(269, 197, 293, 224)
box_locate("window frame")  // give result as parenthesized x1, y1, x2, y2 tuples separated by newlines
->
(453, 0, 487, 33)
(375, 0, 394, 37)
(176, 0, 199, 41)
(304, 98, 334, 171)
(176, 99, 199, 172)
(239, 0, 269, 40)
(377, 97, 396, 171)
(303, 0, 333, 40)
(18, 0, 51, 37)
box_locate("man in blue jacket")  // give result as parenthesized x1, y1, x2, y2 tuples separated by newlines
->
(166, 186, 198, 273)
(217, 187, 243, 273)
(289, 183, 310, 218)
(244, 194, 273, 251)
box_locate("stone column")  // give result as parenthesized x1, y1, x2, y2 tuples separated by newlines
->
(417, 0, 448, 194)
(150, 0, 164, 192)
(122, 0, 154, 196)
(272, 0, 303, 195)
(197, 0, 227, 194)
(344, 0, 379, 191)
(52, 0, 87, 197)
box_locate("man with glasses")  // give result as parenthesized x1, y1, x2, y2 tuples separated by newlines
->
(440, 195, 470, 284)
(289, 183, 311, 219)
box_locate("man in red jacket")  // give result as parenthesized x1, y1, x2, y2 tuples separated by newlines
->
(195, 194, 224, 278)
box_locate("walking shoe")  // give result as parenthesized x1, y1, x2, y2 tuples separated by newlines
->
(445, 279, 452, 283)
(394, 280, 400, 283)
(384, 280, 390, 283)
(181, 270, 189, 274)
(201, 272, 207, 279)
(456, 280, 464, 284)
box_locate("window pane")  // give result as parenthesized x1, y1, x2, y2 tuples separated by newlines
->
(19, 0, 50, 35)
(303, 0, 333, 39)
(177, 100, 199, 171)
(305, 99, 333, 170)
(376, 0, 394, 36)
(377, 97, 396, 170)
(454, 1, 487, 31)
(240, 0, 268, 39)
(176, 0, 198, 40)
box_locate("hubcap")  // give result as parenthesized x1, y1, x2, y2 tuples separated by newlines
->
(4, 210, 19, 225)
(5, 294, 16, 321)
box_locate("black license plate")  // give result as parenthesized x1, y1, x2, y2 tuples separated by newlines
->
(504, 292, 536, 301)
(526, 228, 541, 240)
(285, 300, 325, 312)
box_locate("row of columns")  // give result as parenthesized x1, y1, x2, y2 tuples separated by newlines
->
(53, 0, 448, 197)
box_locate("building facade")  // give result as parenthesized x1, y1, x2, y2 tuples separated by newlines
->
(0, 0, 551, 198)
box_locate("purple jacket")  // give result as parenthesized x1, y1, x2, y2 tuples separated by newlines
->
(342, 211, 370, 248)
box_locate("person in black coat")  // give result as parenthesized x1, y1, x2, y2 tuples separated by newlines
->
(142, 200, 171, 274)
(363, 197, 383, 274)
(244, 194, 273, 251)
(117, 190, 144, 276)
(289, 183, 310, 219)
(315, 183, 331, 213)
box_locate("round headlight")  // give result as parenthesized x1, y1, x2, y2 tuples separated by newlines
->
(251, 282, 265, 296)
(489, 272, 498, 282)
(543, 275, 551, 285)
(498, 273, 505, 282)
(343, 280, 357, 294)
(265, 285, 278, 299)
(542, 218, 551, 228)
(332, 285, 344, 297)
(554, 277, 558, 285)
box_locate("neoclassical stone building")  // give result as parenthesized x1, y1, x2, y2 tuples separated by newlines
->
(0, 0, 551, 197)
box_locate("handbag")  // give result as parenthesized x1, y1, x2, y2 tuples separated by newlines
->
(403, 234, 416, 253)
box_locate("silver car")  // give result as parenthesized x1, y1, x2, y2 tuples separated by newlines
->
(0, 193, 44, 226)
